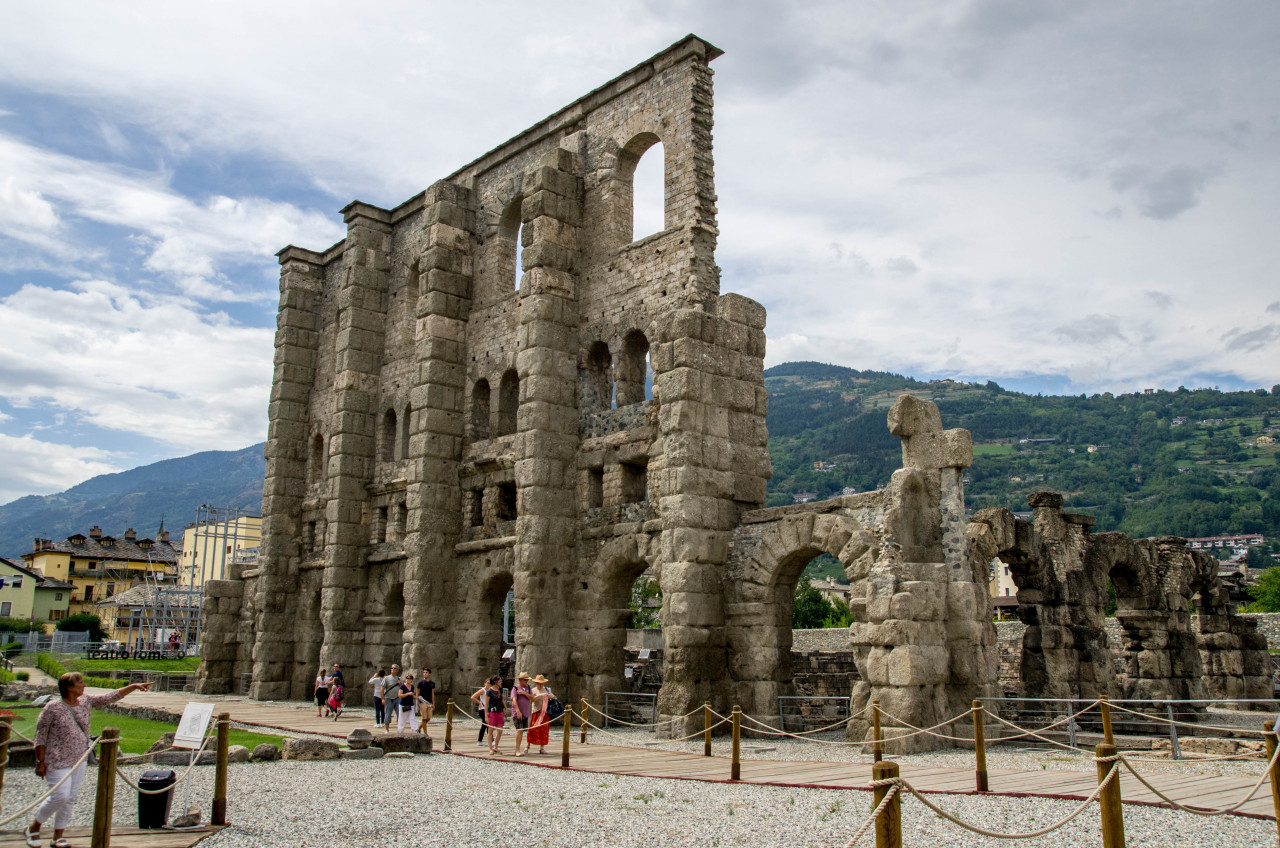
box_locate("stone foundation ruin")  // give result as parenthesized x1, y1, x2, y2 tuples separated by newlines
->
(196, 35, 1271, 748)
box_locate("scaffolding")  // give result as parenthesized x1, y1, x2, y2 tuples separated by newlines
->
(101, 505, 259, 653)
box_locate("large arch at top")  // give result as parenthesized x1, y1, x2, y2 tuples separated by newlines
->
(724, 511, 865, 720)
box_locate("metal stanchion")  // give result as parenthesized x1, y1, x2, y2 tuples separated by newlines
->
(872, 699, 883, 762)
(871, 760, 902, 848)
(731, 706, 741, 781)
(560, 706, 572, 767)
(1265, 721, 1280, 844)
(90, 727, 121, 848)
(703, 701, 712, 757)
(1096, 742, 1126, 848)
(211, 712, 229, 825)
(445, 699, 454, 752)
(972, 700, 988, 792)
(580, 698, 588, 745)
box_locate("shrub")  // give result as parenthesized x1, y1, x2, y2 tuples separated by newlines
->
(15, 671, 29, 681)
(55, 613, 107, 642)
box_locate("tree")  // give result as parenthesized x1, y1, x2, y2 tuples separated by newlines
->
(823, 597, 853, 628)
(56, 613, 107, 642)
(627, 577, 662, 629)
(792, 580, 838, 629)
(1245, 568, 1280, 613)
(1246, 546, 1279, 570)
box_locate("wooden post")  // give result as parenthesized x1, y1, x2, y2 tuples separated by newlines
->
(703, 701, 712, 757)
(972, 700, 988, 792)
(871, 760, 902, 848)
(1095, 742, 1126, 848)
(444, 699, 454, 752)
(0, 715, 11, 801)
(1265, 720, 1280, 844)
(211, 712, 229, 825)
(872, 699, 883, 762)
(730, 706, 741, 781)
(1100, 696, 1114, 746)
(90, 727, 121, 848)
(580, 698, 588, 744)
(560, 704, 572, 767)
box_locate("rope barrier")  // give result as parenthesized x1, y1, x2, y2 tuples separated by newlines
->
(735, 714, 879, 747)
(583, 702, 704, 729)
(579, 713, 730, 745)
(872, 706, 977, 743)
(0, 745, 95, 828)
(1113, 744, 1280, 816)
(986, 711, 1096, 754)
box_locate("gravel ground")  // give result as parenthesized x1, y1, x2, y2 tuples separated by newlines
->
(4, 722, 1278, 848)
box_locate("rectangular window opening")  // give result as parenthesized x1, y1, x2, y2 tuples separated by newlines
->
(621, 460, 648, 504)
(497, 482, 518, 522)
(587, 468, 604, 508)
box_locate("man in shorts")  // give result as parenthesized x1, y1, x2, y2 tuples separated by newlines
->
(416, 668, 436, 737)
(381, 664, 401, 733)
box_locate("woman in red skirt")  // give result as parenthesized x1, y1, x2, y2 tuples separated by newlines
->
(527, 674, 552, 754)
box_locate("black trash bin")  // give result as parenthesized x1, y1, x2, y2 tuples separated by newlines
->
(137, 769, 176, 828)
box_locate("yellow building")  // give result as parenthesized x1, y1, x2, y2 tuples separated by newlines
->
(178, 513, 261, 587)
(23, 526, 180, 623)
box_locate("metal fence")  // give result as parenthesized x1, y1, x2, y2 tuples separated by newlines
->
(601, 691, 659, 731)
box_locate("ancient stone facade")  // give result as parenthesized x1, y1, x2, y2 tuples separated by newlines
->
(971, 493, 1272, 705)
(196, 35, 1269, 748)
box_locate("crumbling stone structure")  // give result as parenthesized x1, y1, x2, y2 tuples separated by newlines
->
(196, 35, 1268, 748)
(970, 493, 1272, 705)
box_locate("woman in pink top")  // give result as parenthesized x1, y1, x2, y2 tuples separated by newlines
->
(27, 672, 151, 848)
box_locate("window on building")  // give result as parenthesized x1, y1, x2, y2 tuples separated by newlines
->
(55, 593, 63, 601)
(83, 585, 94, 602)
(471, 379, 491, 441)
(0, 602, 9, 616)
(587, 467, 604, 509)
(620, 460, 648, 503)
(11, 577, 20, 588)
(496, 370, 519, 436)
(496, 482, 517, 522)
(88, 561, 97, 570)
(106, 583, 116, 598)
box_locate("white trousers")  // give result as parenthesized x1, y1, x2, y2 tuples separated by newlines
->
(397, 704, 413, 732)
(35, 761, 88, 830)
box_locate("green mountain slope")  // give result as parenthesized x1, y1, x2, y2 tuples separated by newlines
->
(765, 362, 1280, 539)
(0, 444, 265, 559)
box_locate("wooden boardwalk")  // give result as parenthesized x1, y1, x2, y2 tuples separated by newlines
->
(0, 826, 222, 848)
(109, 690, 1277, 820)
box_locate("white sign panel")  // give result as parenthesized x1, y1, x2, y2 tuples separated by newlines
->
(173, 702, 216, 749)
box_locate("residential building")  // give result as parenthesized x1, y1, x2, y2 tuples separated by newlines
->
(989, 557, 1020, 619)
(1186, 534, 1267, 551)
(1, 556, 76, 626)
(809, 578, 850, 606)
(178, 511, 262, 587)
(23, 526, 181, 625)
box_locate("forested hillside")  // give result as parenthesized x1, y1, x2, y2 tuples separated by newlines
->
(765, 362, 1280, 541)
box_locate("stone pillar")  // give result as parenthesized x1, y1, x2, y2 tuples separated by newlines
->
(652, 295, 768, 725)
(403, 180, 476, 700)
(512, 148, 583, 691)
(317, 203, 391, 684)
(244, 248, 323, 700)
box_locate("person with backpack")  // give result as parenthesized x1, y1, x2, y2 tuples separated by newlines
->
(313, 666, 330, 718)
(328, 680, 345, 720)
(527, 674, 553, 755)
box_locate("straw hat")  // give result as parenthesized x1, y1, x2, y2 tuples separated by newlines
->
(518, 672, 530, 680)
(532, 674, 548, 684)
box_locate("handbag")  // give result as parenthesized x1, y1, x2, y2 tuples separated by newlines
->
(62, 701, 99, 766)
(545, 696, 564, 721)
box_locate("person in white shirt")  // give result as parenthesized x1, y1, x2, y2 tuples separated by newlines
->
(369, 668, 386, 726)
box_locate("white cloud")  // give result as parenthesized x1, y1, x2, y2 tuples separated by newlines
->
(0, 279, 273, 452)
(0, 433, 122, 502)
(0, 133, 345, 300)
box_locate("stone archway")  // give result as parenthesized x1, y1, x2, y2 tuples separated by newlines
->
(577, 533, 659, 705)
(454, 552, 515, 690)
(725, 512, 865, 721)
(364, 561, 406, 678)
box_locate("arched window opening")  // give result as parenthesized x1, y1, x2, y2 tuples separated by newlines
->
(584, 341, 613, 412)
(616, 330, 650, 406)
(471, 379, 491, 441)
(308, 434, 325, 482)
(374, 505, 389, 544)
(499, 198, 523, 295)
(496, 369, 519, 436)
(399, 404, 411, 461)
(630, 140, 665, 240)
(380, 409, 397, 462)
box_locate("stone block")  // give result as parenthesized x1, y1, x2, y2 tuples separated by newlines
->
(375, 734, 434, 754)
(282, 738, 340, 761)
(887, 645, 948, 687)
(340, 746, 386, 759)
(227, 745, 252, 763)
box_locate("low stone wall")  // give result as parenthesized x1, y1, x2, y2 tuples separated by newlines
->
(791, 629, 851, 652)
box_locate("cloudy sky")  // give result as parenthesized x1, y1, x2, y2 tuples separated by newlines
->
(1, 0, 1278, 503)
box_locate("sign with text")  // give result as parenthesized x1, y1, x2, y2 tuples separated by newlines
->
(173, 702, 216, 749)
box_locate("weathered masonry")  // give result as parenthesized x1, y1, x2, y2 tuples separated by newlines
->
(196, 35, 1270, 746)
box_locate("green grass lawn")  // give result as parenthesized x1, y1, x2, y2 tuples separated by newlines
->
(63, 657, 202, 673)
(973, 443, 1015, 456)
(1, 706, 284, 755)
